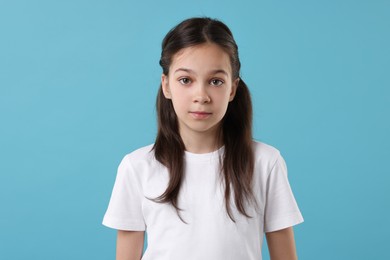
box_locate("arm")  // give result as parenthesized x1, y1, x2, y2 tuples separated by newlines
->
(116, 230, 145, 260)
(266, 227, 298, 260)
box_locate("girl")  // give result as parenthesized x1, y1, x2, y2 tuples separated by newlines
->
(103, 17, 304, 260)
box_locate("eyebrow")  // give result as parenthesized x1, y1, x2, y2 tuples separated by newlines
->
(174, 68, 228, 76)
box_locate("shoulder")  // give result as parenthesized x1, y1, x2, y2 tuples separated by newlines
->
(115, 144, 160, 183)
(120, 143, 156, 167)
(252, 140, 281, 162)
(251, 140, 285, 176)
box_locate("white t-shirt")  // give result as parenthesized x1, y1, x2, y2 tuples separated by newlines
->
(103, 141, 303, 260)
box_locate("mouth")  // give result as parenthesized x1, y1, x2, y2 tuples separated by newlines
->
(189, 111, 212, 119)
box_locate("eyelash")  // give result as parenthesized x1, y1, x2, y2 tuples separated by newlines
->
(178, 78, 224, 86)
(178, 77, 191, 85)
(210, 79, 224, 86)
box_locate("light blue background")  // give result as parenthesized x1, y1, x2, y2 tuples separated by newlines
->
(1, 0, 389, 259)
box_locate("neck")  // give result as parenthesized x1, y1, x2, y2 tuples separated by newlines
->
(180, 127, 222, 154)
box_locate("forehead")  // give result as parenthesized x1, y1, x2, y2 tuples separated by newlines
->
(170, 43, 232, 74)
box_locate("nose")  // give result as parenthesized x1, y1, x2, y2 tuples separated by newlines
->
(193, 84, 211, 104)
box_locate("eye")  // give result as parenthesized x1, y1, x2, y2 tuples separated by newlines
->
(210, 79, 224, 86)
(178, 77, 191, 85)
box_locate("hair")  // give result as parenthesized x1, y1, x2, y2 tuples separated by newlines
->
(151, 17, 257, 223)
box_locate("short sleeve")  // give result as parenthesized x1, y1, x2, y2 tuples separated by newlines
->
(264, 153, 304, 233)
(102, 155, 146, 231)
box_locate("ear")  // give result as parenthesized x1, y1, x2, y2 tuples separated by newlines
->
(229, 78, 240, 101)
(161, 74, 172, 99)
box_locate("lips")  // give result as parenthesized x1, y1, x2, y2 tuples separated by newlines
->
(189, 111, 212, 119)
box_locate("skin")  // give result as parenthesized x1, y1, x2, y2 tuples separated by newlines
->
(266, 227, 299, 260)
(161, 43, 238, 154)
(116, 43, 299, 260)
(116, 230, 144, 260)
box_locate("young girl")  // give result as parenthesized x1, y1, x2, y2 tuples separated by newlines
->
(103, 17, 304, 260)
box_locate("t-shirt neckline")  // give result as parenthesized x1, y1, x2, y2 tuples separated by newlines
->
(184, 145, 225, 162)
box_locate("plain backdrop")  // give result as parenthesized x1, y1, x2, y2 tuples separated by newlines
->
(0, 0, 389, 259)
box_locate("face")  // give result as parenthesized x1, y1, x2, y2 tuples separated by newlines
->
(161, 43, 239, 142)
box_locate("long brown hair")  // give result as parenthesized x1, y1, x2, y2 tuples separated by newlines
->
(152, 17, 257, 223)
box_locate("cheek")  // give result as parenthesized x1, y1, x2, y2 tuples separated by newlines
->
(170, 96, 188, 114)
(214, 89, 232, 103)
(217, 92, 233, 113)
(171, 87, 191, 104)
